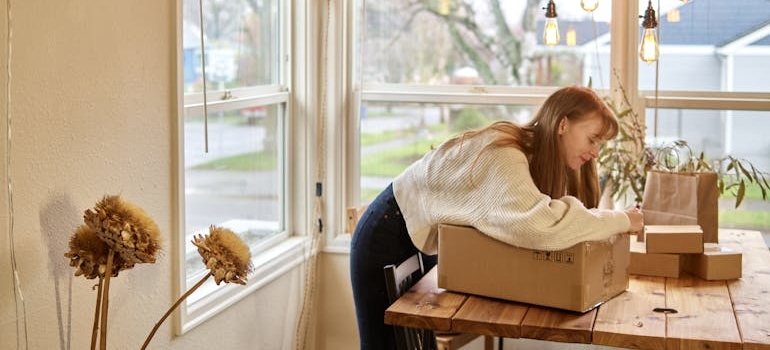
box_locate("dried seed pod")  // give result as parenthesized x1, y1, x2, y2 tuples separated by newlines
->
(83, 195, 161, 265)
(191, 226, 253, 285)
(64, 224, 135, 279)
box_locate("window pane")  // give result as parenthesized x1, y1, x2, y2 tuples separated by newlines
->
(645, 108, 770, 171)
(359, 101, 538, 203)
(638, 0, 770, 92)
(184, 104, 285, 279)
(361, 0, 611, 87)
(183, 0, 280, 93)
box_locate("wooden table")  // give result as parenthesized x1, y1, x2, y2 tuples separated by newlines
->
(384, 229, 770, 350)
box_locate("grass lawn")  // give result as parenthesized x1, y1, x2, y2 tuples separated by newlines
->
(719, 209, 770, 230)
(192, 151, 277, 171)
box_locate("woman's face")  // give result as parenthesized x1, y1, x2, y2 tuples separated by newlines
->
(558, 112, 605, 170)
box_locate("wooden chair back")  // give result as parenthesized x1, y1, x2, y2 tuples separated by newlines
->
(384, 254, 497, 350)
(384, 254, 437, 350)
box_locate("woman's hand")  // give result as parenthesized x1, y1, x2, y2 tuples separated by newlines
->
(624, 207, 644, 235)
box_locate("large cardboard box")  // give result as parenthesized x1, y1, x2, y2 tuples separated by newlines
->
(645, 225, 703, 254)
(437, 224, 630, 313)
(629, 236, 681, 278)
(682, 243, 743, 280)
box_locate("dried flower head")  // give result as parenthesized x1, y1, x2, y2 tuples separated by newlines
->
(64, 224, 136, 279)
(191, 226, 253, 285)
(83, 195, 161, 265)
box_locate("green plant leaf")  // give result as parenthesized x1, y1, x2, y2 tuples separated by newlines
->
(737, 160, 753, 179)
(735, 180, 746, 208)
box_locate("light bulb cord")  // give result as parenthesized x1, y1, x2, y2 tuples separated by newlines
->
(5, 0, 30, 348)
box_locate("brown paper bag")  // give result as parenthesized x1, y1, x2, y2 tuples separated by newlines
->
(641, 170, 719, 243)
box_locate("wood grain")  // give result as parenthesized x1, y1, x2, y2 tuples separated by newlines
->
(592, 276, 667, 349)
(520, 306, 595, 344)
(451, 295, 528, 338)
(665, 274, 741, 350)
(723, 230, 770, 350)
(384, 267, 467, 331)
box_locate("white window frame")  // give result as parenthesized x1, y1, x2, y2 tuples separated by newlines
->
(172, 0, 312, 335)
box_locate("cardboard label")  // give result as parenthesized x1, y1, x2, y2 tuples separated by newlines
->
(532, 251, 574, 263)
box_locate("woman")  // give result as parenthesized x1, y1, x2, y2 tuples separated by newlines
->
(349, 85, 644, 350)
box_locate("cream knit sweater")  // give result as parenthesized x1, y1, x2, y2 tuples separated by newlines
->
(393, 129, 630, 255)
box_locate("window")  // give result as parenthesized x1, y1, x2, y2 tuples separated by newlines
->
(359, 1, 612, 87)
(176, 0, 306, 333)
(340, 0, 615, 238)
(339, 0, 770, 248)
(357, 99, 542, 193)
(638, 0, 770, 231)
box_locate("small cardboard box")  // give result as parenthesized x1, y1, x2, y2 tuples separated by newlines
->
(682, 243, 743, 280)
(645, 225, 703, 254)
(629, 236, 681, 278)
(437, 224, 629, 313)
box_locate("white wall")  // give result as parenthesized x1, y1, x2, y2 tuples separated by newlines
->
(316, 253, 357, 350)
(0, 1, 302, 349)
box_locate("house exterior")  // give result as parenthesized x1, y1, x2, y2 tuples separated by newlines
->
(540, 0, 770, 169)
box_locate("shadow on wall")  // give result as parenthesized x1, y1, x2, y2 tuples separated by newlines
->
(39, 191, 82, 349)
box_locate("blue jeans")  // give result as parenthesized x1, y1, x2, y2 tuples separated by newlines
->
(350, 183, 437, 350)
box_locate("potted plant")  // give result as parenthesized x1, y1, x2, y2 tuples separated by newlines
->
(595, 75, 770, 209)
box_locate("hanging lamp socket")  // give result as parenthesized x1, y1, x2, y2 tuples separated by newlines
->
(641, 1, 658, 30)
(544, 0, 557, 18)
(639, 0, 660, 63)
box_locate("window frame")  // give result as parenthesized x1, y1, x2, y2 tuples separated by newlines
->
(328, 0, 770, 253)
(173, 0, 311, 335)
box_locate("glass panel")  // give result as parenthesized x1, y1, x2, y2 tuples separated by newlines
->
(359, 101, 538, 203)
(645, 108, 770, 231)
(645, 108, 770, 170)
(638, 0, 770, 92)
(183, 0, 280, 93)
(184, 104, 284, 279)
(360, 0, 612, 87)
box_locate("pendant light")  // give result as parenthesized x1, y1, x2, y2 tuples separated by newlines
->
(543, 0, 559, 46)
(639, 0, 659, 63)
(581, 0, 599, 13)
(566, 28, 577, 46)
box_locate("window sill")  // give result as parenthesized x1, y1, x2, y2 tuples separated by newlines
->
(323, 233, 352, 254)
(176, 235, 309, 335)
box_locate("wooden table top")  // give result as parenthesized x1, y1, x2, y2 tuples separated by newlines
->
(384, 229, 770, 350)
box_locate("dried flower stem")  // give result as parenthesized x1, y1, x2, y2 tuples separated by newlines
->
(140, 273, 211, 350)
(99, 250, 115, 350)
(91, 277, 104, 350)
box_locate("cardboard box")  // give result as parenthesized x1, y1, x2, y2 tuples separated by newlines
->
(629, 236, 681, 278)
(437, 224, 630, 313)
(645, 225, 703, 254)
(682, 243, 743, 280)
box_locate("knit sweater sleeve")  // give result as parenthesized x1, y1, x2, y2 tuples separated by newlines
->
(471, 147, 631, 251)
(393, 132, 631, 254)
